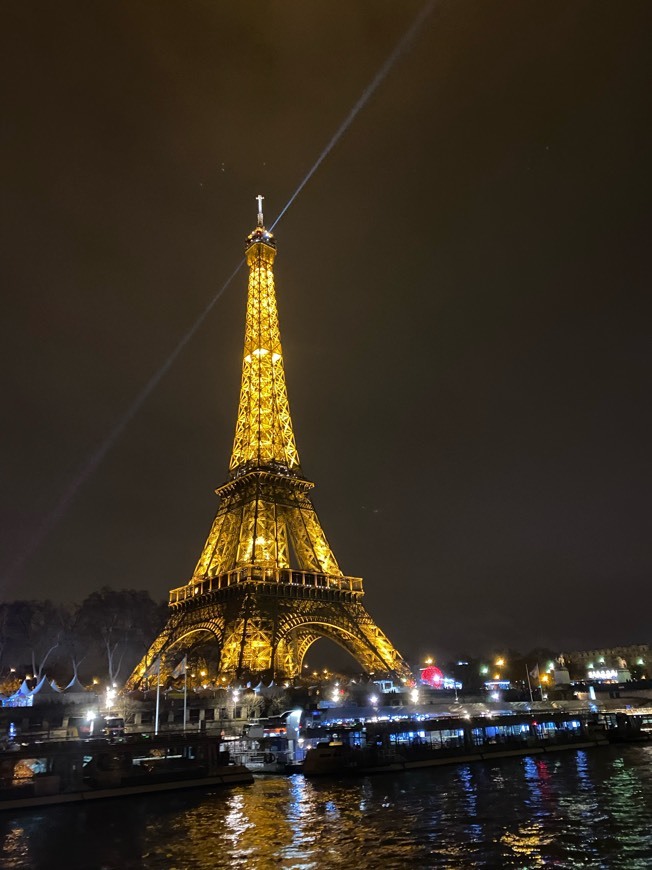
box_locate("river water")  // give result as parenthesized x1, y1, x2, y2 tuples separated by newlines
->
(1, 745, 651, 869)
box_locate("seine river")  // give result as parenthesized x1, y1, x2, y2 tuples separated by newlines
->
(1, 745, 651, 869)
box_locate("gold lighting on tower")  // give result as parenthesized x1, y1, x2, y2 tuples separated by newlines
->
(128, 199, 409, 686)
(229, 193, 300, 474)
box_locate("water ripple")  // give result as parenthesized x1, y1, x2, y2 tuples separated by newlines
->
(1, 747, 652, 869)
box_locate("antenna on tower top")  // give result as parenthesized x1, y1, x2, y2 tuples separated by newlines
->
(256, 194, 264, 227)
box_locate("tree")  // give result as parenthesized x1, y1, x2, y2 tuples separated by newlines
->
(77, 587, 166, 686)
(6, 600, 65, 681)
(0, 603, 10, 672)
(58, 603, 90, 681)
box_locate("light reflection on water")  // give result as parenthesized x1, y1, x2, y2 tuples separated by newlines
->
(1, 746, 651, 869)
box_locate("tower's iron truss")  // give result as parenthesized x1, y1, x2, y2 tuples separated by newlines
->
(128, 200, 410, 687)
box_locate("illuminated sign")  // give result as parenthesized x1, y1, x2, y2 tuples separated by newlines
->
(587, 669, 618, 681)
(420, 666, 444, 687)
(420, 668, 462, 691)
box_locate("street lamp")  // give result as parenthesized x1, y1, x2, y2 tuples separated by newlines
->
(105, 686, 116, 711)
(540, 674, 549, 700)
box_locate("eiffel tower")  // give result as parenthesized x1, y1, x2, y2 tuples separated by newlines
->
(128, 198, 410, 687)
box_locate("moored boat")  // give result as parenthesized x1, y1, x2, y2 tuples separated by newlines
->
(226, 711, 305, 775)
(302, 711, 609, 777)
(599, 710, 652, 743)
(0, 732, 253, 810)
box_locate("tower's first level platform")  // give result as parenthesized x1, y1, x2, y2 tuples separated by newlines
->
(169, 566, 364, 608)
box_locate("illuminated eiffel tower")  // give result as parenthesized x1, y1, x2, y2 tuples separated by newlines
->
(128, 198, 410, 687)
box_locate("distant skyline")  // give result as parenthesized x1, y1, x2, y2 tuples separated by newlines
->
(1, 3, 651, 661)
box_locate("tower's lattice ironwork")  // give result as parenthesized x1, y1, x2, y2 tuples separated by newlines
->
(128, 199, 410, 687)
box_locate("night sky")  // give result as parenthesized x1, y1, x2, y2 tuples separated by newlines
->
(2, 2, 651, 663)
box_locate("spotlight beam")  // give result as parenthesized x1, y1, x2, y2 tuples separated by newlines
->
(270, 0, 436, 232)
(4, 1, 436, 583)
(5, 258, 244, 583)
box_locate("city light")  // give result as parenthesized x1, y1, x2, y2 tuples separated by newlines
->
(588, 669, 619, 682)
(85, 710, 97, 735)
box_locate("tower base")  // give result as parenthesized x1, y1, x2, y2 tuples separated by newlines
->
(126, 567, 410, 688)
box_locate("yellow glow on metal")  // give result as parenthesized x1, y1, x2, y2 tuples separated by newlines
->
(230, 237, 300, 473)
(192, 225, 342, 580)
(126, 209, 411, 688)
